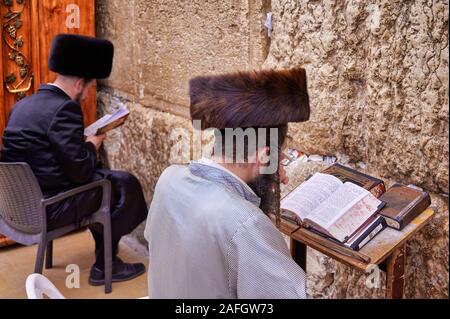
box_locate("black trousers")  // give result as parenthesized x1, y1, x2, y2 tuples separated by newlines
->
(45, 169, 148, 269)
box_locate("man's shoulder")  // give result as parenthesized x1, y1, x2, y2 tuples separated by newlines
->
(158, 164, 189, 182)
(9, 90, 77, 121)
(158, 164, 263, 215)
(155, 164, 197, 193)
(153, 164, 273, 243)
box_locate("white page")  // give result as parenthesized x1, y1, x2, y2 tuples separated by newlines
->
(84, 107, 129, 137)
(106, 106, 129, 123)
(328, 192, 382, 242)
(281, 173, 343, 220)
(306, 182, 369, 232)
(84, 114, 111, 137)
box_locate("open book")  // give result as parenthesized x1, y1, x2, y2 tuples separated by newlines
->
(84, 106, 130, 137)
(281, 173, 385, 243)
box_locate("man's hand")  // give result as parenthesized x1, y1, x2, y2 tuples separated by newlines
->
(86, 133, 106, 152)
(279, 165, 289, 185)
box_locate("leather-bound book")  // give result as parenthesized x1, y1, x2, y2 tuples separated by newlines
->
(378, 183, 431, 230)
(321, 163, 386, 198)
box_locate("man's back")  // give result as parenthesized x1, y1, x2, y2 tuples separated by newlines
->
(144, 162, 307, 299)
(1, 84, 96, 196)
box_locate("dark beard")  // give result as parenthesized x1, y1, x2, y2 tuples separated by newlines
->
(248, 173, 280, 216)
(74, 92, 83, 104)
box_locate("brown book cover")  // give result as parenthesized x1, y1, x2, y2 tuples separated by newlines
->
(97, 114, 129, 135)
(378, 183, 431, 230)
(321, 163, 386, 198)
(84, 107, 130, 137)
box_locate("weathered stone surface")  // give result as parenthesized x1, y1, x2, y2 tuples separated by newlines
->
(98, 88, 193, 198)
(404, 192, 449, 298)
(96, 0, 271, 117)
(96, 1, 137, 96)
(95, 0, 448, 299)
(97, 89, 191, 244)
(266, 0, 449, 194)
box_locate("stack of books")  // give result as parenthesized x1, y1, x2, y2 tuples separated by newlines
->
(281, 164, 431, 251)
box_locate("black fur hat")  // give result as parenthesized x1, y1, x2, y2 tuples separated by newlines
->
(189, 68, 310, 129)
(48, 34, 114, 79)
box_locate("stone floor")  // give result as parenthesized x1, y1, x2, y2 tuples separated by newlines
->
(0, 230, 149, 299)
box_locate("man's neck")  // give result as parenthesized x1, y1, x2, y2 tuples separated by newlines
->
(50, 80, 76, 100)
(212, 157, 253, 184)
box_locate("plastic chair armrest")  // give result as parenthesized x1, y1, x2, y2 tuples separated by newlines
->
(42, 179, 111, 210)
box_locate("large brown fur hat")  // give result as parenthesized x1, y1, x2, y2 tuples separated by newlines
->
(189, 68, 310, 129)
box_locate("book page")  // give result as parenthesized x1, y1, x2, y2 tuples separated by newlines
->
(84, 114, 112, 136)
(105, 106, 129, 124)
(84, 107, 129, 137)
(281, 173, 343, 220)
(305, 182, 369, 238)
(328, 192, 382, 242)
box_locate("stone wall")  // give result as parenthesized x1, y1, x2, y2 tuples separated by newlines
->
(95, 0, 448, 298)
(96, 0, 270, 117)
(266, 0, 449, 195)
(266, 0, 449, 299)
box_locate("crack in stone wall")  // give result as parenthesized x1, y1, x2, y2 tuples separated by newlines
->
(265, 0, 449, 195)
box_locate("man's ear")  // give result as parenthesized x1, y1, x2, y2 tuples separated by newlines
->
(255, 146, 270, 166)
(74, 77, 86, 92)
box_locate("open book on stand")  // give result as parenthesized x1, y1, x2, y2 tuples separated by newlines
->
(281, 164, 387, 250)
(281, 171, 386, 243)
(280, 164, 432, 252)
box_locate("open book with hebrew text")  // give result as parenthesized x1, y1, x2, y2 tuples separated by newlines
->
(281, 172, 386, 244)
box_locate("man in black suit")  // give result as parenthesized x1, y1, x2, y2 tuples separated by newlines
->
(1, 34, 147, 285)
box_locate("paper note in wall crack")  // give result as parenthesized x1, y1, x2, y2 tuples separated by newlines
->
(264, 12, 273, 37)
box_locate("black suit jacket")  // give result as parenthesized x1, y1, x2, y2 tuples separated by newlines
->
(1, 84, 97, 196)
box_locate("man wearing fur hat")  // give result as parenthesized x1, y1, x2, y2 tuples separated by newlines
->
(144, 68, 310, 298)
(1, 34, 147, 285)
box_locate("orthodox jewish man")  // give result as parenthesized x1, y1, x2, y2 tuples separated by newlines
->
(1, 34, 147, 285)
(144, 68, 310, 298)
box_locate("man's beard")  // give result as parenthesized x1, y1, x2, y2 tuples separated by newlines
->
(248, 172, 279, 215)
(74, 92, 83, 104)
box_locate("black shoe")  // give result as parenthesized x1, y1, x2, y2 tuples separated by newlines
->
(88, 258, 146, 286)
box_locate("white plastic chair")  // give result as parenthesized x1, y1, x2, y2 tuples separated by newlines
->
(26, 273, 65, 299)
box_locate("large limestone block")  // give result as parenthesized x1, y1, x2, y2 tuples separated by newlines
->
(266, 0, 449, 194)
(98, 89, 191, 205)
(97, 0, 271, 117)
(96, 0, 138, 96)
(97, 89, 213, 244)
(97, 89, 191, 244)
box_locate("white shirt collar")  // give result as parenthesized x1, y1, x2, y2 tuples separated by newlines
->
(196, 157, 257, 197)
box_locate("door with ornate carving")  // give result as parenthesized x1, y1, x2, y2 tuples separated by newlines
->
(0, 0, 96, 247)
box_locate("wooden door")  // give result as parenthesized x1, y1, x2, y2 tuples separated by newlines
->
(0, 0, 96, 247)
(0, 0, 35, 139)
(33, 0, 97, 125)
(0, 0, 96, 140)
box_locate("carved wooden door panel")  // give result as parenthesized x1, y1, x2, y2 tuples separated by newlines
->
(0, 0, 96, 140)
(0, 0, 95, 247)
